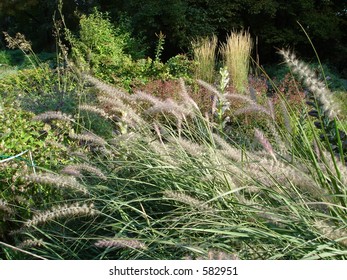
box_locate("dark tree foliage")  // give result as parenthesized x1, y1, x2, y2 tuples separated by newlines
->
(103, 0, 346, 71)
(0, 0, 96, 50)
(0, 0, 346, 73)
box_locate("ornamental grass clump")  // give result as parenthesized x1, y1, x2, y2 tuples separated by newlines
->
(192, 35, 218, 83)
(5, 63, 347, 260)
(220, 30, 252, 94)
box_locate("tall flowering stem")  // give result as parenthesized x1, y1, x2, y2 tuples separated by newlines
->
(278, 49, 339, 120)
(216, 67, 230, 133)
(279, 49, 347, 165)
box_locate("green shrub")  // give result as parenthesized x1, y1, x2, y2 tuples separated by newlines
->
(67, 9, 132, 82)
(166, 54, 194, 79)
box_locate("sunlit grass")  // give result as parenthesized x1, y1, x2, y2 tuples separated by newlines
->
(192, 35, 218, 83)
(220, 30, 252, 93)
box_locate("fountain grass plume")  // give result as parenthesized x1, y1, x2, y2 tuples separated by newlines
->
(24, 173, 89, 195)
(254, 128, 277, 162)
(24, 202, 97, 227)
(61, 163, 107, 180)
(83, 74, 132, 101)
(79, 104, 109, 118)
(95, 239, 147, 250)
(18, 239, 45, 249)
(164, 190, 215, 212)
(69, 131, 107, 146)
(279, 49, 339, 119)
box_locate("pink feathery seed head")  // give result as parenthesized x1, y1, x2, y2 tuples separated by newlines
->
(166, 98, 195, 117)
(175, 137, 206, 157)
(153, 123, 164, 144)
(61, 165, 82, 178)
(254, 128, 276, 161)
(146, 99, 194, 119)
(212, 133, 242, 162)
(97, 96, 145, 127)
(267, 99, 275, 121)
(197, 79, 223, 99)
(164, 190, 215, 212)
(314, 220, 347, 247)
(179, 78, 188, 97)
(234, 104, 272, 118)
(98, 95, 127, 111)
(179, 78, 199, 111)
(280, 100, 292, 134)
(224, 93, 255, 104)
(313, 140, 321, 161)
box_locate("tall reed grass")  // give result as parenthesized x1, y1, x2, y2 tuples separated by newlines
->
(192, 35, 218, 83)
(220, 30, 252, 93)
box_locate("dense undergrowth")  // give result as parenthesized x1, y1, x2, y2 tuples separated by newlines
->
(1, 8, 347, 260)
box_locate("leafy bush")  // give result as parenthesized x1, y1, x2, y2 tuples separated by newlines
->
(166, 54, 194, 79)
(67, 9, 132, 82)
(66, 10, 191, 90)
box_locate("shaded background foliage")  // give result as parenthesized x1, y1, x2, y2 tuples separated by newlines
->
(0, 0, 346, 75)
